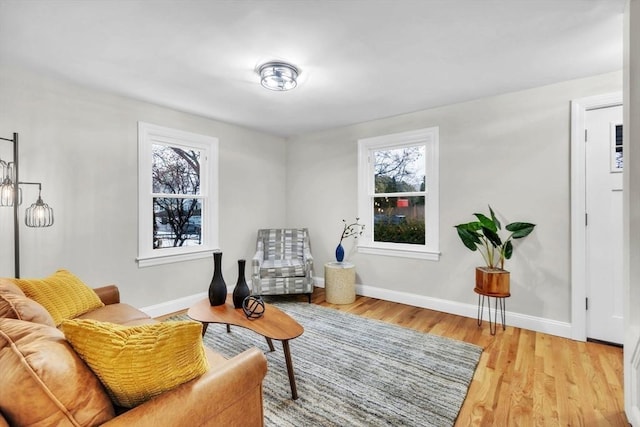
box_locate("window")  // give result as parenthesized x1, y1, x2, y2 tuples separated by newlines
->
(357, 127, 439, 260)
(137, 122, 219, 267)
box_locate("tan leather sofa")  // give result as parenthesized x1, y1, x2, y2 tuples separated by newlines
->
(0, 283, 268, 427)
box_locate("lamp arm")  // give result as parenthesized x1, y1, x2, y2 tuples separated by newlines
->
(18, 181, 43, 191)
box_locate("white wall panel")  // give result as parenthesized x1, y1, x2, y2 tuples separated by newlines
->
(0, 63, 286, 308)
(287, 71, 622, 324)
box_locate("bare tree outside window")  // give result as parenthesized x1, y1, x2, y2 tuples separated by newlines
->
(152, 144, 203, 248)
(374, 146, 424, 192)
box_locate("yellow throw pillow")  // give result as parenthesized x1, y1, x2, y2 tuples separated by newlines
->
(60, 319, 209, 408)
(14, 270, 104, 326)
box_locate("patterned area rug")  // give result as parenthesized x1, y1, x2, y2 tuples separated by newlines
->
(171, 300, 482, 427)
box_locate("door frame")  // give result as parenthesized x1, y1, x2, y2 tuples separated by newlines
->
(570, 92, 622, 341)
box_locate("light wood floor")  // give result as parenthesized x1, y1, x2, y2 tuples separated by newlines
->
(305, 288, 628, 427)
(170, 288, 628, 426)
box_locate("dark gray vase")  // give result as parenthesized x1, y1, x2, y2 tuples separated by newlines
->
(208, 252, 227, 306)
(233, 259, 250, 309)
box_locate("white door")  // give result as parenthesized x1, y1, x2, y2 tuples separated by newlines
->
(585, 105, 623, 344)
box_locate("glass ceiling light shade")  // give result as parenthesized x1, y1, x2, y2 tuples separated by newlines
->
(258, 61, 299, 91)
(25, 189, 54, 227)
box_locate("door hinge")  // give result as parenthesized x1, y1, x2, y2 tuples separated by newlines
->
(585, 129, 588, 142)
(585, 213, 588, 226)
(586, 297, 589, 310)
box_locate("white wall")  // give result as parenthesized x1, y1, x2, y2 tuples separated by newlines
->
(0, 63, 287, 308)
(624, 0, 640, 423)
(287, 71, 622, 325)
(0, 61, 625, 331)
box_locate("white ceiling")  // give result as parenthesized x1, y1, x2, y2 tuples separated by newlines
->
(0, 0, 625, 138)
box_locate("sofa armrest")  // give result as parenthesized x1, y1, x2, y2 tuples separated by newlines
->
(93, 285, 120, 305)
(102, 347, 267, 427)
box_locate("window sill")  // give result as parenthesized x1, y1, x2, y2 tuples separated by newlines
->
(357, 245, 440, 261)
(137, 249, 215, 267)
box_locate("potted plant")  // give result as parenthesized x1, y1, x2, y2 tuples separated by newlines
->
(454, 206, 536, 295)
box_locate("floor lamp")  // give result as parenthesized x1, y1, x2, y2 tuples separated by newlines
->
(0, 132, 54, 278)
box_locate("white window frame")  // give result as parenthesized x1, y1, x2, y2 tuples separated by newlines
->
(357, 127, 440, 260)
(137, 122, 219, 267)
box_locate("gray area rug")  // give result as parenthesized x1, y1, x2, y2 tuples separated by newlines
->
(171, 300, 482, 426)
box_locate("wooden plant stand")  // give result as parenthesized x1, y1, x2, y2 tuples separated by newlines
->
(475, 268, 511, 335)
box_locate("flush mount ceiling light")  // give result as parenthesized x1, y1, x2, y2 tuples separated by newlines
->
(258, 61, 299, 91)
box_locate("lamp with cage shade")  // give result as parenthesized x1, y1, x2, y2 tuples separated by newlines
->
(0, 132, 54, 277)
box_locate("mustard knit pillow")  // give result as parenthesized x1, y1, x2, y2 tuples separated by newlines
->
(14, 270, 104, 326)
(60, 319, 209, 408)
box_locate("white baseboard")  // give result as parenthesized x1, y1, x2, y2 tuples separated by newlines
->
(140, 283, 247, 318)
(144, 279, 572, 339)
(315, 277, 573, 339)
(140, 291, 208, 318)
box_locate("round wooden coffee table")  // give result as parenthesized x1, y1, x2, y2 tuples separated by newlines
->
(188, 295, 304, 399)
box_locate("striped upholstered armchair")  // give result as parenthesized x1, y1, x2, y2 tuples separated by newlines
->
(251, 228, 314, 302)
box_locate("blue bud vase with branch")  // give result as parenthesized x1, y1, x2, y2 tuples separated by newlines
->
(335, 243, 345, 262)
(336, 218, 365, 263)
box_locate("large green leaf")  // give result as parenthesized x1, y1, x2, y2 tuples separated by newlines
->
(504, 240, 513, 259)
(456, 227, 481, 251)
(456, 221, 482, 231)
(506, 222, 536, 239)
(474, 213, 498, 232)
(489, 206, 501, 230)
(482, 226, 502, 248)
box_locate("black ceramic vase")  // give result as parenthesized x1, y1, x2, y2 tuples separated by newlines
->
(208, 251, 227, 306)
(232, 259, 251, 309)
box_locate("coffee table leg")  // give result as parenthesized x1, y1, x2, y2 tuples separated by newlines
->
(281, 340, 298, 400)
(201, 322, 209, 337)
(266, 337, 275, 352)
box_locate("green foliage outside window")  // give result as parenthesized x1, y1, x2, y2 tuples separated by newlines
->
(374, 219, 426, 245)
